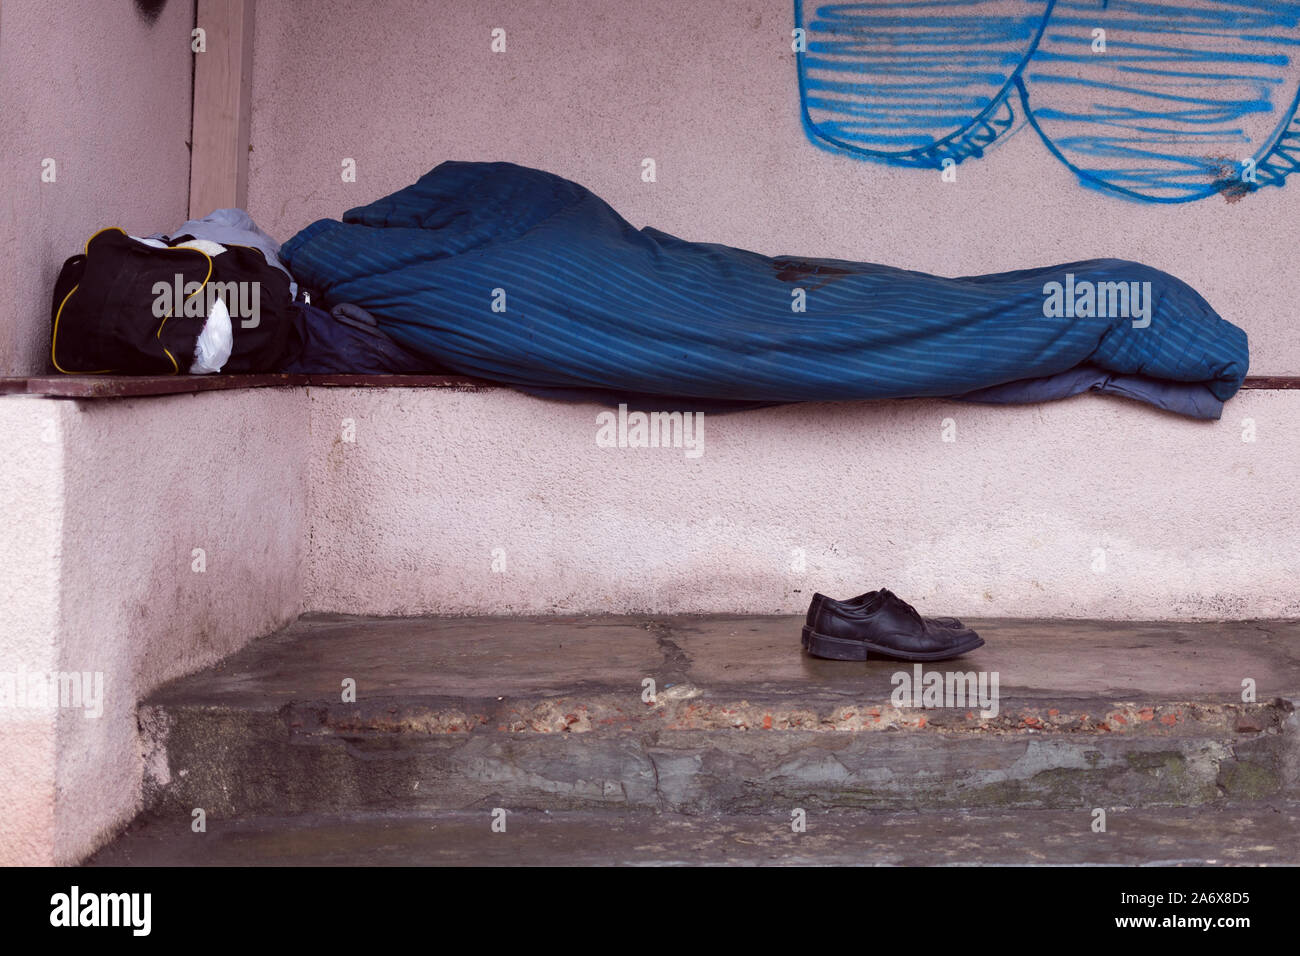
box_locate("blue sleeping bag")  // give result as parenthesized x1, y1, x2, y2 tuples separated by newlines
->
(280, 161, 1248, 418)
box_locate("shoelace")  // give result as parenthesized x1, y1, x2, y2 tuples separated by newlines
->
(880, 589, 925, 626)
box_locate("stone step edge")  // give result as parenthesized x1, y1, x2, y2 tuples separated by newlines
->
(144, 692, 1298, 738)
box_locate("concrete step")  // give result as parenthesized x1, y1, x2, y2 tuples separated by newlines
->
(137, 615, 1300, 820)
(87, 805, 1300, 866)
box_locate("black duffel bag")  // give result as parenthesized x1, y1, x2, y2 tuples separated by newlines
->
(51, 227, 294, 374)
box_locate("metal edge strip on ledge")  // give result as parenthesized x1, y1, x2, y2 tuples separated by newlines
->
(0, 375, 1295, 399)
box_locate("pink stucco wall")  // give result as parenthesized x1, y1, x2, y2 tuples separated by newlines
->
(0, 0, 194, 375)
(52, 390, 310, 864)
(0, 0, 200, 863)
(247, 0, 1300, 374)
(0, 399, 62, 865)
(0, 390, 310, 865)
(304, 387, 1300, 621)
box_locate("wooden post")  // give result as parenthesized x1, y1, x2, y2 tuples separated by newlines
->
(188, 0, 255, 218)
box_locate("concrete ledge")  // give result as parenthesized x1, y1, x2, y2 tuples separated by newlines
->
(0, 373, 489, 398)
(1, 373, 1295, 399)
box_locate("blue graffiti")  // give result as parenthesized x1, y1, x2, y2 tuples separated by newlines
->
(794, 0, 1300, 201)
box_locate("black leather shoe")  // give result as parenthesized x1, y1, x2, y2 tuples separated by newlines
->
(830, 590, 965, 629)
(803, 590, 965, 650)
(802, 589, 983, 661)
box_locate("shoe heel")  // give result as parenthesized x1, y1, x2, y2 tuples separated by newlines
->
(803, 628, 870, 662)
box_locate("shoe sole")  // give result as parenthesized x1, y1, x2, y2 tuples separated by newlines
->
(801, 625, 984, 662)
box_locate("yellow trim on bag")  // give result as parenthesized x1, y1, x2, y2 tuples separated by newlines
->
(51, 227, 214, 375)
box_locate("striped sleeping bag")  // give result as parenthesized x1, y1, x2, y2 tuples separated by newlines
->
(280, 161, 1248, 417)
